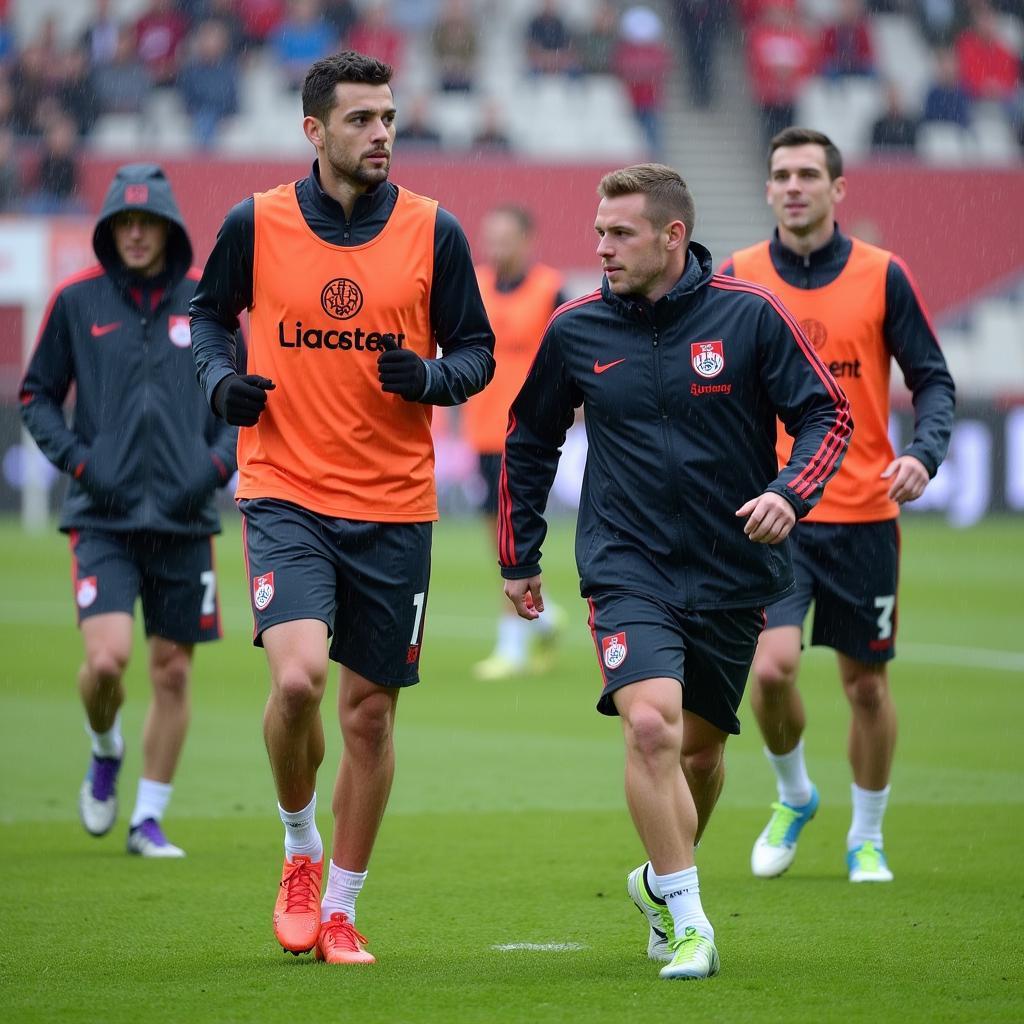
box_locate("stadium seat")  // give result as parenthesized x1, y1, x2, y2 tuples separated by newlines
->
(88, 114, 144, 155)
(916, 122, 973, 165)
(870, 15, 935, 109)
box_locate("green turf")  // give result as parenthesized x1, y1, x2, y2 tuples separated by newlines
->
(1, 515, 1022, 1023)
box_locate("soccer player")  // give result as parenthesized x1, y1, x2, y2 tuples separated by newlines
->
(462, 204, 566, 680)
(190, 51, 494, 964)
(20, 163, 239, 858)
(499, 164, 851, 979)
(721, 127, 955, 883)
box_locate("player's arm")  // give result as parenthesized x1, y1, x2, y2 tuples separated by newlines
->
(882, 257, 956, 500)
(414, 208, 496, 405)
(759, 300, 853, 519)
(498, 321, 580, 614)
(202, 330, 245, 485)
(189, 198, 274, 425)
(18, 290, 87, 477)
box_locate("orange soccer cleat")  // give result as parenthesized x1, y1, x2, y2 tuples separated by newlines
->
(315, 912, 376, 965)
(273, 855, 323, 954)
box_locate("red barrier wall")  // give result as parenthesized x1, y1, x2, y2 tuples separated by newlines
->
(77, 157, 1024, 319)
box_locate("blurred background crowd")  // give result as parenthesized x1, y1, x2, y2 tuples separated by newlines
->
(0, 0, 1022, 214)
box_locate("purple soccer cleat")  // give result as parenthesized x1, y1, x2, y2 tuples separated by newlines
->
(126, 818, 185, 858)
(79, 755, 122, 837)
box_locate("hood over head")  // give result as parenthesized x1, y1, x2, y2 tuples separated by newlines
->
(92, 163, 192, 280)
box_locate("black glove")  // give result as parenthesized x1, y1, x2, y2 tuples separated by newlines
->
(377, 338, 427, 401)
(213, 374, 275, 426)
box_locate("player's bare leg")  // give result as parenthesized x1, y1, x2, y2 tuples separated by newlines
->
(838, 654, 896, 881)
(262, 619, 330, 953)
(615, 678, 719, 979)
(125, 637, 193, 858)
(77, 614, 132, 837)
(749, 625, 819, 877)
(680, 710, 729, 845)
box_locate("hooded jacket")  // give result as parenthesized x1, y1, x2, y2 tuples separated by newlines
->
(499, 244, 852, 609)
(19, 163, 239, 536)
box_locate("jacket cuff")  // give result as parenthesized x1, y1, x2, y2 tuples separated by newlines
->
(500, 563, 541, 580)
(901, 444, 937, 478)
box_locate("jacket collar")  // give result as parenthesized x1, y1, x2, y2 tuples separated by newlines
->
(601, 241, 715, 321)
(769, 223, 850, 268)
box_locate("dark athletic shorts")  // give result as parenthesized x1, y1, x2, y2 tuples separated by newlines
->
(238, 498, 432, 686)
(477, 453, 502, 517)
(586, 589, 766, 735)
(69, 529, 221, 644)
(764, 520, 899, 663)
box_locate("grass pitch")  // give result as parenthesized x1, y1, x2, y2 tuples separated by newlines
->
(1, 515, 1022, 1023)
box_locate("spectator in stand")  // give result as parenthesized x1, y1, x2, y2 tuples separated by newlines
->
(526, 0, 579, 76)
(915, 0, 967, 46)
(199, 0, 247, 56)
(671, 0, 726, 109)
(922, 45, 972, 126)
(394, 93, 442, 147)
(94, 26, 152, 116)
(324, 0, 360, 40)
(272, 0, 335, 90)
(239, 0, 286, 48)
(614, 6, 672, 159)
(24, 114, 83, 215)
(60, 47, 100, 139)
(746, 0, 818, 145)
(955, 2, 1020, 104)
(80, 0, 121, 68)
(472, 98, 513, 151)
(432, 0, 478, 93)
(9, 44, 54, 137)
(390, 0, 441, 35)
(0, 127, 21, 211)
(577, 0, 619, 76)
(820, 0, 876, 79)
(136, 0, 191, 87)
(870, 82, 919, 150)
(178, 18, 239, 148)
(348, 2, 405, 74)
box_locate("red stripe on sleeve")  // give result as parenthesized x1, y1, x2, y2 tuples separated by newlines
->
(497, 412, 517, 566)
(889, 255, 939, 343)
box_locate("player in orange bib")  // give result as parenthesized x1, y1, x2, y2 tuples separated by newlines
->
(462, 205, 567, 680)
(720, 128, 955, 883)
(190, 52, 494, 962)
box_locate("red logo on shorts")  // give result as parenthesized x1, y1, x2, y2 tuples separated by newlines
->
(76, 576, 98, 609)
(602, 632, 628, 670)
(406, 645, 420, 664)
(253, 572, 275, 611)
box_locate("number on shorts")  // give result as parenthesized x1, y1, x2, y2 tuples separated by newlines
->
(410, 591, 425, 645)
(874, 594, 895, 640)
(200, 570, 217, 616)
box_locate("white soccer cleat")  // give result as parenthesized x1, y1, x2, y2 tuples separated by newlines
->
(659, 926, 720, 981)
(751, 786, 819, 878)
(126, 818, 186, 858)
(626, 864, 674, 962)
(847, 841, 893, 882)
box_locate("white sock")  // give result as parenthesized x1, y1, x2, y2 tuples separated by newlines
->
(279, 794, 323, 862)
(651, 865, 713, 943)
(87, 713, 124, 759)
(535, 599, 561, 635)
(130, 778, 172, 827)
(495, 614, 529, 662)
(765, 740, 814, 807)
(321, 860, 367, 923)
(848, 783, 890, 850)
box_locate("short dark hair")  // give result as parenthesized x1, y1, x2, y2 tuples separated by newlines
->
(769, 127, 844, 180)
(598, 163, 696, 240)
(302, 51, 393, 122)
(487, 204, 534, 234)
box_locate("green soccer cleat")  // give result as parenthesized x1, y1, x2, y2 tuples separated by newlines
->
(626, 863, 674, 961)
(847, 841, 894, 882)
(658, 926, 720, 981)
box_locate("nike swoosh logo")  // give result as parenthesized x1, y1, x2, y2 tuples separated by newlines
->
(593, 358, 626, 374)
(90, 322, 122, 337)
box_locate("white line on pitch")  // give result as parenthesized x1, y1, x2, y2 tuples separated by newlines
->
(492, 943, 586, 952)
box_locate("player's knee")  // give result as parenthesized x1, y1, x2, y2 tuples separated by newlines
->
(625, 703, 679, 761)
(682, 743, 723, 782)
(341, 691, 395, 753)
(752, 653, 797, 696)
(273, 669, 324, 723)
(843, 669, 888, 713)
(85, 645, 130, 683)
